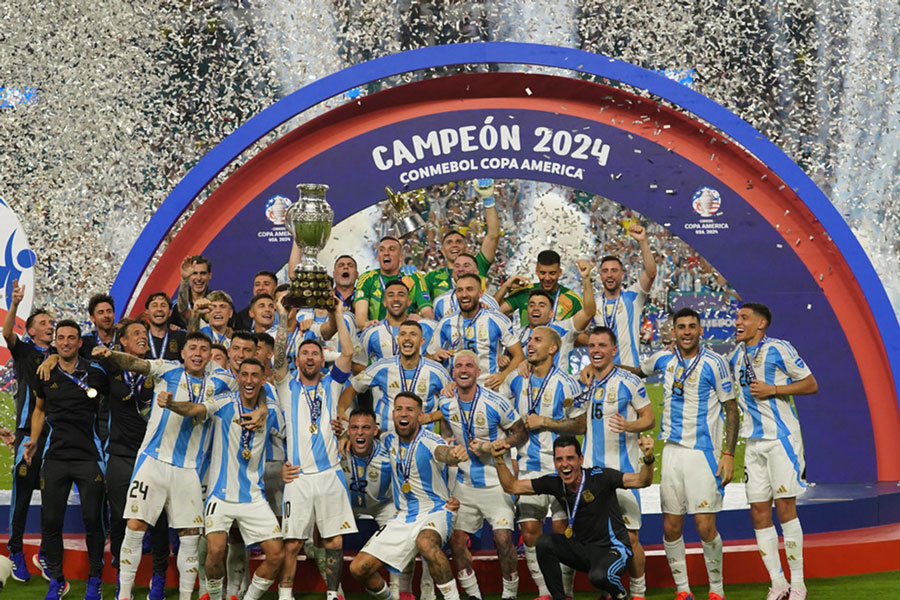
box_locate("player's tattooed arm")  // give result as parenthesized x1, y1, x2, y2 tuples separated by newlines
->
(533, 412, 587, 434)
(502, 418, 528, 448)
(434, 444, 469, 465)
(273, 298, 291, 381)
(717, 399, 739, 485)
(94, 346, 151, 375)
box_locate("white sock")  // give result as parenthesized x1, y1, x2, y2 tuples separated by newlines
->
(243, 573, 274, 600)
(327, 591, 340, 600)
(366, 582, 391, 600)
(701, 533, 724, 596)
(118, 528, 145, 600)
(501, 573, 519, 599)
(755, 526, 788, 588)
(390, 571, 402, 597)
(436, 579, 461, 600)
(226, 543, 249, 598)
(560, 564, 575, 597)
(663, 537, 690, 594)
(420, 560, 436, 600)
(277, 586, 293, 600)
(197, 537, 208, 595)
(781, 518, 805, 591)
(207, 577, 224, 600)
(177, 534, 201, 600)
(630, 574, 646, 597)
(524, 546, 549, 596)
(456, 568, 481, 599)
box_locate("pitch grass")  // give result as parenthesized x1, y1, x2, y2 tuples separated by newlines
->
(2, 571, 899, 600)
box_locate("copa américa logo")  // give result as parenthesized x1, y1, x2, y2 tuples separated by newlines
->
(0, 196, 36, 363)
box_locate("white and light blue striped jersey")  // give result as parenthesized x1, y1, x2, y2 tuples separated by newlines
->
(340, 439, 393, 510)
(514, 317, 582, 374)
(596, 282, 648, 367)
(352, 318, 429, 367)
(285, 315, 358, 377)
(204, 393, 280, 503)
(142, 360, 234, 468)
(428, 309, 518, 379)
(576, 367, 650, 472)
(263, 382, 286, 462)
(728, 337, 812, 440)
(641, 347, 733, 451)
(502, 367, 584, 474)
(351, 356, 451, 432)
(383, 428, 450, 520)
(433, 289, 500, 321)
(275, 365, 351, 473)
(438, 386, 520, 487)
(199, 326, 231, 349)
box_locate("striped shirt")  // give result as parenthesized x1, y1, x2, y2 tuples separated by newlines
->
(428, 309, 518, 379)
(383, 428, 451, 520)
(597, 282, 648, 368)
(515, 317, 583, 374)
(433, 289, 500, 321)
(340, 439, 393, 510)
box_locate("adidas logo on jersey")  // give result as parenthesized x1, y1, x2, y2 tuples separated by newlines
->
(697, 500, 710, 509)
(94, 474, 102, 482)
(776, 484, 788, 494)
(50, 383, 59, 389)
(389, 381, 400, 389)
(496, 518, 508, 526)
(340, 521, 353, 530)
(193, 515, 203, 524)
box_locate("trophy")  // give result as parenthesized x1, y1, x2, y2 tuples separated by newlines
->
(385, 186, 425, 238)
(284, 183, 335, 309)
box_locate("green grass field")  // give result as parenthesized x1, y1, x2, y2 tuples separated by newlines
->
(2, 571, 899, 600)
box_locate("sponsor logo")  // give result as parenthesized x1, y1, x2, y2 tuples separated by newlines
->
(697, 500, 710, 509)
(340, 521, 353, 530)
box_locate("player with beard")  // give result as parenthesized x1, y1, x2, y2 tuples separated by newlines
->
(424, 178, 500, 300)
(432, 253, 500, 321)
(249, 293, 278, 337)
(190, 291, 235, 348)
(594, 223, 657, 367)
(497, 250, 583, 326)
(514, 260, 596, 374)
(354, 236, 433, 328)
(342, 320, 450, 433)
(144, 291, 186, 361)
(436, 351, 527, 600)
(2, 279, 51, 582)
(428, 274, 523, 390)
(729, 303, 817, 600)
(500, 326, 584, 599)
(158, 358, 285, 600)
(636, 308, 737, 600)
(354, 280, 416, 370)
(175, 255, 213, 326)
(25, 320, 107, 600)
(95, 332, 266, 600)
(272, 294, 357, 600)
(348, 392, 468, 600)
(492, 435, 656, 600)
(233, 271, 279, 331)
(578, 326, 655, 600)
(80, 293, 118, 357)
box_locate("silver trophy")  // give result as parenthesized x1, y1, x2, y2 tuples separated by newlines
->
(284, 183, 335, 309)
(385, 186, 425, 238)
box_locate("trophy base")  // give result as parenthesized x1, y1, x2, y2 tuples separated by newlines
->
(284, 269, 334, 310)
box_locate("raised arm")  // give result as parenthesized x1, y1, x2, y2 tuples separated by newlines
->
(93, 346, 151, 375)
(475, 179, 501, 262)
(621, 436, 656, 489)
(630, 224, 657, 293)
(2, 279, 25, 349)
(187, 297, 210, 333)
(273, 298, 292, 382)
(337, 384, 357, 424)
(175, 256, 194, 318)
(332, 298, 353, 374)
(354, 298, 371, 331)
(491, 441, 535, 495)
(288, 241, 301, 277)
(572, 260, 596, 331)
(494, 275, 530, 314)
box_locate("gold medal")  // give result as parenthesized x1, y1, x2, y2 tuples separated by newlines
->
(87, 387, 98, 399)
(563, 398, 573, 408)
(583, 490, 594, 503)
(309, 424, 318, 434)
(401, 481, 411, 493)
(242, 448, 251, 460)
(564, 526, 573, 538)
(672, 380, 684, 391)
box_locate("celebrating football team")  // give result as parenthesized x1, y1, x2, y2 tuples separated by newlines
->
(4, 178, 817, 600)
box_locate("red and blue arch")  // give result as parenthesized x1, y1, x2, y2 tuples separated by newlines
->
(111, 42, 900, 483)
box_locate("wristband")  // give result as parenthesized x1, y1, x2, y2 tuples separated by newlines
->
(722, 451, 734, 457)
(642, 454, 655, 465)
(482, 196, 495, 208)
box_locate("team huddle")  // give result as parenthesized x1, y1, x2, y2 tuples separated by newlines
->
(4, 182, 817, 600)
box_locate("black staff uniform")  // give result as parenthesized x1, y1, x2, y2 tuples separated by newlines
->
(33, 359, 107, 582)
(532, 467, 634, 600)
(94, 359, 170, 574)
(148, 328, 186, 361)
(7, 337, 50, 556)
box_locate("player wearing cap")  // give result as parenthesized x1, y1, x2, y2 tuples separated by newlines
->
(730, 303, 818, 600)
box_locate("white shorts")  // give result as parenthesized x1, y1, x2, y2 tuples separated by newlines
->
(516, 471, 566, 523)
(205, 497, 282, 545)
(660, 442, 723, 515)
(616, 488, 642, 530)
(353, 500, 398, 528)
(282, 467, 358, 540)
(451, 482, 515, 533)
(744, 434, 807, 504)
(361, 508, 454, 571)
(264, 461, 285, 517)
(126, 455, 204, 529)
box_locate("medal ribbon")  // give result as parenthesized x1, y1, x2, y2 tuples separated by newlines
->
(351, 441, 378, 502)
(741, 337, 769, 383)
(149, 330, 168, 359)
(303, 383, 322, 427)
(397, 356, 423, 393)
(95, 330, 117, 349)
(457, 387, 482, 445)
(673, 347, 703, 389)
(455, 309, 483, 350)
(57, 365, 94, 397)
(550, 288, 561, 322)
(527, 367, 557, 414)
(238, 399, 253, 459)
(518, 325, 532, 349)
(563, 467, 588, 534)
(399, 427, 423, 489)
(603, 295, 621, 329)
(185, 372, 207, 404)
(383, 320, 399, 356)
(122, 370, 148, 412)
